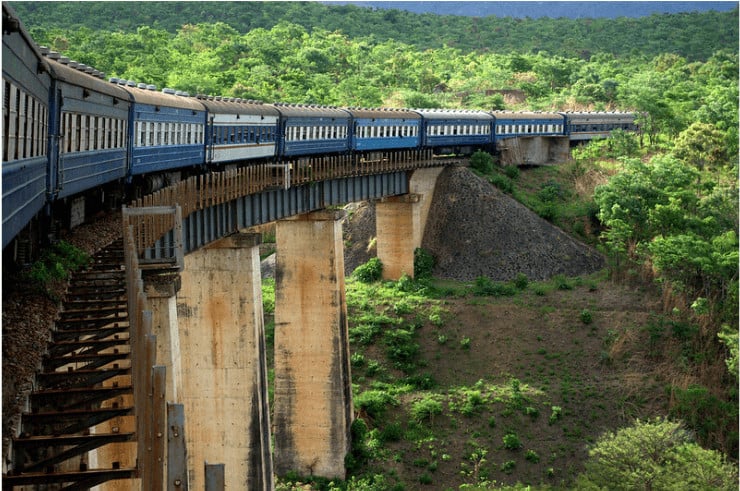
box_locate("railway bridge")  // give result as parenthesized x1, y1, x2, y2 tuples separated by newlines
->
(124, 150, 448, 490)
(6, 149, 459, 490)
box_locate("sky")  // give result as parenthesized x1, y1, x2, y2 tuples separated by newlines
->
(326, 1, 739, 18)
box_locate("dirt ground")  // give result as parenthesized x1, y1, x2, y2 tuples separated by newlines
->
(353, 278, 669, 489)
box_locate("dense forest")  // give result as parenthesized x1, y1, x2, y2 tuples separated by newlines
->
(10, 1, 739, 59)
(8, 2, 738, 489)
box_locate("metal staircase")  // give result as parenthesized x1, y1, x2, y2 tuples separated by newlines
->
(4, 239, 139, 490)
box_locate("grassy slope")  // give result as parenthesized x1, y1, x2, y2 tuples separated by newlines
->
(267, 162, 675, 490)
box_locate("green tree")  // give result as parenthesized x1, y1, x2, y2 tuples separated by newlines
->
(577, 418, 738, 490)
(672, 122, 731, 172)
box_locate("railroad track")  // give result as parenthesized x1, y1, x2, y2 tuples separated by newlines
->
(4, 239, 138, 489)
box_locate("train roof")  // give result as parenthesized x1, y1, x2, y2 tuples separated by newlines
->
(43, 55, 129, 99)
(411, 109, 493, 121)
(2, 4, 51, 76)
(490, 111, 565, 121)
(561, 111, 637, 123)
(117, 83, 206, 111)
(345, 107, 421, 120)
(272, 103, 351, 119)
(194, 96, 280, 117)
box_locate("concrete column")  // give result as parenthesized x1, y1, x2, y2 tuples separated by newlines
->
(175, 233, 273, 490)
(143, 271, 182, 403)
(273, 210, 353, 479)
(375, 193, 422, 280)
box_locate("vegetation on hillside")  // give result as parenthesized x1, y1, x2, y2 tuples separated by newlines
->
(10, 1, 738, 60)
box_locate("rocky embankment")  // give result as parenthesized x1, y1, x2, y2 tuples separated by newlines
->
(342, 165, 605, 280)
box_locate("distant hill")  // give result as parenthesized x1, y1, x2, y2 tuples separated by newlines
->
(332, 1, 739, 19)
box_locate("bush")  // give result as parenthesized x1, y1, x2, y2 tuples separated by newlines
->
(470, 150, 494, 174)
(411, 395, 443, 425)
(513, 273, 529, 290)
(473, 276, 518, 297)
(580, 309, 593, 325)
(503, 165, 520, 179)
(414, 247, 435, 279)
(354, 389, 399, 420)
(578, 418, 738, 490)
(488, 174, 514, 193)
(353, 257, 383, 283)
(503, 432, 522, 450)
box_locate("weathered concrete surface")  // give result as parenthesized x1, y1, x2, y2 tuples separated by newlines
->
(375, 194, 422, 280)
(375, 167, 445, 280)
(499, 136, 569, 165)
(145, 273, 182, 403)
(176, 233, 272, 490)
(273, 210, 353, 479)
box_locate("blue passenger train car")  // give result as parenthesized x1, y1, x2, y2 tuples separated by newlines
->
(348, 108, 421, 151)
(491, 111, 566, 142)
(561, 111, 637, 141)
(2, 3, 52, 249)
(274, 104, 351, 157)
(125, 84, 207, 176)
(46, 56, 130, 200)
(415, 109, 493, 154)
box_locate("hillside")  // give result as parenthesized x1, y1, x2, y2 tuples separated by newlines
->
(9, 1, 738, 60)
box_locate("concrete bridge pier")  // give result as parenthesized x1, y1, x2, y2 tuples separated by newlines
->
(273, 210, 353, 480)
(175, 233, 273, 490)
(375, 166, 445, 280)
(375, 193, 422, 280)
(144, 272, 183, 403)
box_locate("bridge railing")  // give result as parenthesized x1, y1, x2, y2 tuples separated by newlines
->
(122, 149, 437, 256)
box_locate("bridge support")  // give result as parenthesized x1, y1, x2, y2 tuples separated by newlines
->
(144, 272, 182, 403)
(175, 233, 273, 490)
(273, 210, 353, 479)
(375, 193, 423, 280)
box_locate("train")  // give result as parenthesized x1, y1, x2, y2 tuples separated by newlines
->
(2, 3, 638, 260)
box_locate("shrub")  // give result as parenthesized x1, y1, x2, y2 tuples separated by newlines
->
(411, 395, 443, 425)
(473, 276, 518, 297)
(354, 389, 398, 420)
(578, 418, 738, 490)
(503, 165, 520, 179)
(513, 273, 529, 290)
(470, 150, 494, 174)
(488, 174, 513, 193)
(525, 450, 540, 463)
(353, 257, 383, 283)
(503, 432, 522, 450)
(549, 406, 563, 425)
(580, 309, 593, 325)
(414, 247, 435, 279)
(500, 460, 516, 473)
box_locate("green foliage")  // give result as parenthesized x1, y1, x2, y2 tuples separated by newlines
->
(410, 395, 443, 425)
(513, 273, 528, 290)
(718, 324, 739, 379)
(25, 241, 90, 294)
(578, 418, 738, 490)
(413, 248, 435, 280)
(354, 389, 399, 420)
(668, 384, 738, 451)
(472, 276, 518, 297)
(503, 432, 523, 450)
(524, 449, 540, 463)
(503, 165, 520, 180)
(470, 151, 494, 174)
(549, 406, 563, 425)
(352, 257, 383, 283)
(488, 174, 514, 194)
(579, 309, 593, 325)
